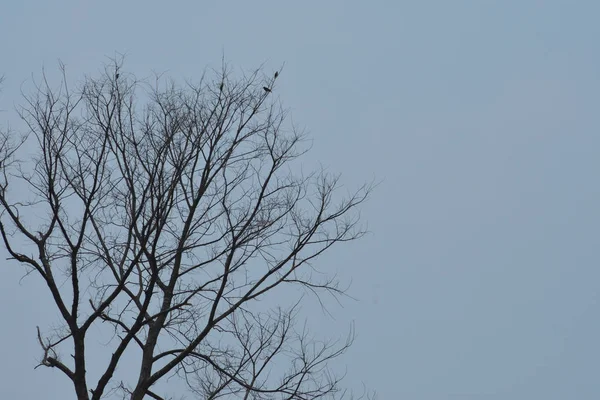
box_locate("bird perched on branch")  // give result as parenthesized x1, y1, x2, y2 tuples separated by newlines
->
(219, 82, 224, 91)
(274, 71, 279, 79)
(263, 86, 271, 93)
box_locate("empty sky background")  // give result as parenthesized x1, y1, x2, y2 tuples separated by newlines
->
(1, 1, 600, 399)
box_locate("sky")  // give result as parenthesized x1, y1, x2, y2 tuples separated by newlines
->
(1, 1, 600, 399)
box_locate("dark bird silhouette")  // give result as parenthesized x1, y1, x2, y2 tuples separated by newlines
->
(115, 73, 119, 79)
(263, 86, 271, 93)
(274, 71, 279, 79)
(219, 82, 224, 91)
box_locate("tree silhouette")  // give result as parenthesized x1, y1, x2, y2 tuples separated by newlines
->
(0, 60, 374, 400)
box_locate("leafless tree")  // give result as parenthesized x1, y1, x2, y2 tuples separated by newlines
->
(0, 59, 374, 400)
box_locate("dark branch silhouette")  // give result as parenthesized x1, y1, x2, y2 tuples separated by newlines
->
(0, 58, 375, 400)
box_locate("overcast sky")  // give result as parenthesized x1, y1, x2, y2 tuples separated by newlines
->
(1, 1, 600, 399)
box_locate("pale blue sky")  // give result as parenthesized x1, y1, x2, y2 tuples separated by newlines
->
(1, 1, 600, 399)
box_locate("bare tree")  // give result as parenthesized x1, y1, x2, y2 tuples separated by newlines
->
(0, 59, 374, 400)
